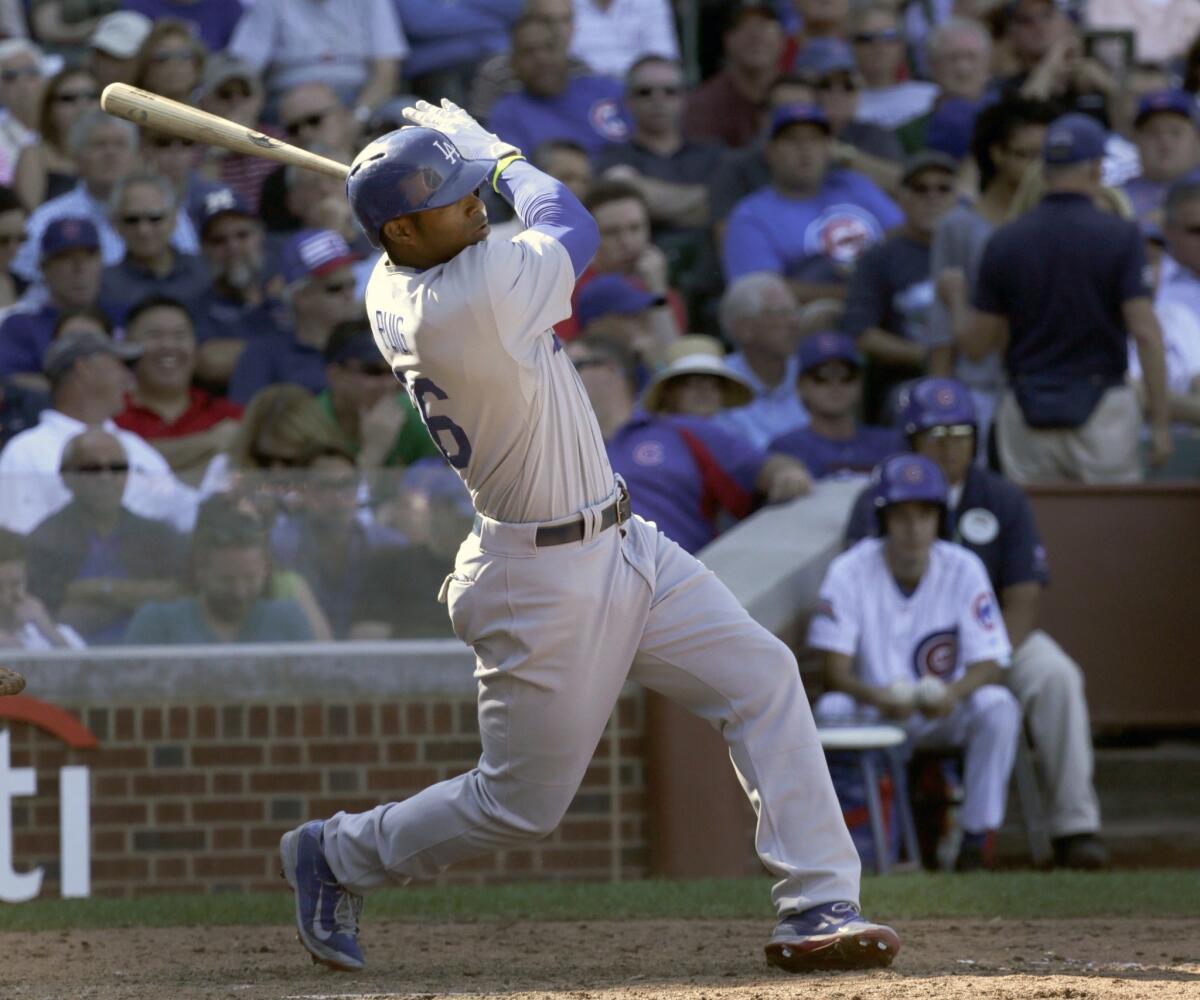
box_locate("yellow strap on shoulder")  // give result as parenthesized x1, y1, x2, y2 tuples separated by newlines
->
(492, 152, 526, 192)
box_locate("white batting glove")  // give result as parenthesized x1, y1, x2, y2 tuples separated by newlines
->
(401, 98, 521, 164)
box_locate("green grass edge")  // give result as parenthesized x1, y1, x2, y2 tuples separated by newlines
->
(2, 871, 1198, 932)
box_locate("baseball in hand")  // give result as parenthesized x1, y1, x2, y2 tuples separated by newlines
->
(916, 676, 947, 710)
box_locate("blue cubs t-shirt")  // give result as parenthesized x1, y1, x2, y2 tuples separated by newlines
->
(769, 425, 902, 480)
(487, 75, 629, 156)
(607, 412, 764, 554)
(721, 169, 903, 283)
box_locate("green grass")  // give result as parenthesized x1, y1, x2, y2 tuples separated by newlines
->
(2, 871, 1198, 932)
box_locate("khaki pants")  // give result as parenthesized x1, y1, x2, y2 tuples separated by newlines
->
(1007, 630, 1101, 838)
(996, 385, 1142, 484)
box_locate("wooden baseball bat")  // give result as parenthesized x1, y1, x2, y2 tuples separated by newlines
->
(100, 83, 350, 181)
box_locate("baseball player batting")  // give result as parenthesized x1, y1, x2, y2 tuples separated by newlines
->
(278, 99, 900, 974)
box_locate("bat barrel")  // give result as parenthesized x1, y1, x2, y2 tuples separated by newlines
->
(100, 83, 350, 181)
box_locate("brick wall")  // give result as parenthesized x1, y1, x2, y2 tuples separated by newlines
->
(5, 692, 647, 897)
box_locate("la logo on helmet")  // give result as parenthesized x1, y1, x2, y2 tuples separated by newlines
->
(432, 139, 460, 165)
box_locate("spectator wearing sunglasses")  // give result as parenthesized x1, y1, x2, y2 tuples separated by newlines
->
(794, 39, 904, 195)
(115, 296, 243, 482)
(318, 320, 441, 472)
(598, 56, 723, 231)
(24, 428, 186, 645)
(0, 218, 108, 383)
(228, 0, 407, 115)
(227, 229, 361, 406)
(13, 111, 198, 282)
(0, 185, 27, 309)
(196, 55, 277, 214)
(842, 152, 960, 422)
(768, 333, 901, 481)
(0, 328, 198, 536)
(132, 19, 207, 105)
(99, 173, 211, 325)
(850, 4, 937, 131)
(13, 67, 101, 210)
(259, 83, 358, 235)
(140, 125, 226, 255)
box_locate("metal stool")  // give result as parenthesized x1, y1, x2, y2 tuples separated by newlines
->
(818, 724, 922, 875)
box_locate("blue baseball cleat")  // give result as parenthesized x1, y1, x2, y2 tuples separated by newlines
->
(280, 820, 365, 971)
(765, 901, 900, 972)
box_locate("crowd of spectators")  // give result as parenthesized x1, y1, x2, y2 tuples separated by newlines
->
(0, 0, 1197, 663)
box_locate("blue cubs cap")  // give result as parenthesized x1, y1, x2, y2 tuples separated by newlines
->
(575, 274, 665, 329)
(1134, 90, 1199, 129)
(899, 377, 977, 436)
(872, 453, 948, 512)
(798, 331, 862, 374)
(279, 229, 358, 286)
(1043, 113, 1107, 165)
(769, 102, 831, 139)
(197, 186, 253, 236)
(792, 38, 856, 77)
(40, 217, 100, 260)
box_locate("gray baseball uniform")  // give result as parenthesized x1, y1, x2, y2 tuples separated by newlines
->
(321, 218, 860, 915)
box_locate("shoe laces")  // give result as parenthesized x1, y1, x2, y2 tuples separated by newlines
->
(332, 886, 364, 937)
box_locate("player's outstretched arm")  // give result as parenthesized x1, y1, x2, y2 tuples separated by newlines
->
(492, 160, 598, 278)
(402, 99, 599, 277)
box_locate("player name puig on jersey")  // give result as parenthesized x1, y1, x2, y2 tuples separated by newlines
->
(373, 309, 412, 356)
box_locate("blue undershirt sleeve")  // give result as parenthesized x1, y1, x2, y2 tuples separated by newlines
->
(493, 159, 599, 278)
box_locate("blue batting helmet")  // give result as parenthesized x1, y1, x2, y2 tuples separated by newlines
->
(899, 377, 977, 437)
(872, 454, 948, 526)
(346, 127, 494, 249)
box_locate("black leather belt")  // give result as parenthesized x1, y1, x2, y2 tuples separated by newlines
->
(473, 487, 632, 547)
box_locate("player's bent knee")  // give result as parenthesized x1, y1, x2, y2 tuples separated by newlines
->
(478, 778, 578, 841)
(972, 684, 1021, 735)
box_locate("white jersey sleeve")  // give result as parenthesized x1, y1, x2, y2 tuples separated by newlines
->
(956, 552, 1012, 668)
(807, 551, 861, 657)
(482, 230, 575, 359)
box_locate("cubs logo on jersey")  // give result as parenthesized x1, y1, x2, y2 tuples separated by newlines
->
(972, 592, 998, 631)
(589, 99, 629, 142)
(803, 205, 885, 265)
(633, 440, 665, 466)
(912, 628, 958, 678)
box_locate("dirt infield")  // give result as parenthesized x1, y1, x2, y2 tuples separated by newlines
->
(3, 917, 1198, 999)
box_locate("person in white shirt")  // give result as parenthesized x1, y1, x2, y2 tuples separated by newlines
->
(0, 39, 42, 187)
(568, 0, 678, 79)
(0, 527, 84, 651)
(808, 453, 1020, 871)
(229, 0, 408, 116)
(0, 329, 197, 535)
(851, 4, 937, 131)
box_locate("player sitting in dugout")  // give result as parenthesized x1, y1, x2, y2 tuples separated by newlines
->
(808, 453, 1020, 872)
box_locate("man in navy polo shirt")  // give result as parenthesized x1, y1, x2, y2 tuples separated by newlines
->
(0, 218, 107, 379)
(844, 378, 1108, 869)
(721, 102, 902, 303)
(962, 112, 1171, 483)
(769, 332, 902, 480)
(486, 15, 628, 157)
(567, 335, 809, 555)
(227, 229, 360, 406)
